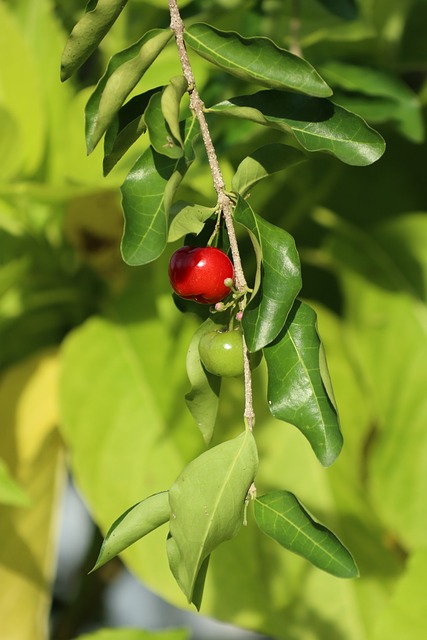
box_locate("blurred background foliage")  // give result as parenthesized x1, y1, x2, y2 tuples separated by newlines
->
(1, 0, 427, 639)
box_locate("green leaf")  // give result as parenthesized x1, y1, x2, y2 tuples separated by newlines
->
(168, 201, 214, 242)
(254, 491, 359, 578)
(0, 2, 46, 176)
(0, 457, 30, 507)
(74, 628, 189, 640)
(103, 87, 162, 175)
(85, 28, 172, 153)
(161, 76, 188, 145)
(60, 0, 129, 81)
(315, 0, 358, 20)
(208, 90, 385, 166)
(320, 213, 427, 548)
(234, 196, 302, 352)
(167, 430, 258, 606)
(121, 117, 199, 266)
(92, 491, 170, 572)
(145, 92, 184, 159)
(231, 143, 306, 198)
(184, 23, 331, 97)
(319, 61, 424, 143)
(184, 318, 222, 445)
(263, 300, 342, 467)
(373, 549, 427, 640)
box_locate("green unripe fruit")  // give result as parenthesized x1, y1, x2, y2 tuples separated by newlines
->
(198, 328, 262, 378)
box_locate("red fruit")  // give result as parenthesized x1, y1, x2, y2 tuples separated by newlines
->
(168, 246, 234, 304)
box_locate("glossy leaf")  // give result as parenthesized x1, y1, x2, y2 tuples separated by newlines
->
(231, 143, 306, 197)
(121, 117, 199, 266)
(167, 430, 258, 606)
(103, 87, 161, 175)
(234, 196, 302, 352)
(161, 76, 188, 145)
(319, 61, 424, 143)
(263, 300, 342, 466)
(315, 0, 358, 20)
(254, 491, 359, 578)
(208, 90, 385, 166)
(184, 318, 222, 444)
(145, 91, 184, 159)
(85, 29, 172, 153)
(168, 202, 214, 242)
(184, 23, 331, 97)
(92, 491, 170, 572)
(61, 0, 129, 81)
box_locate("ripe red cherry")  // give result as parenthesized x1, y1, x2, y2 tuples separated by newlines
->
(168, 246, 234, 304)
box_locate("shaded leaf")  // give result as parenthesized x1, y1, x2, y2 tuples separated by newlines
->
(254, 491, 359, 578)
(184, 23, 331, 97)
(315, 0, 358, 20)
(167, 430, 258, 606)
(61, 0, 129, 81)
(92, 491, 170, 572)
(231, 143, 306, 197)
(184, 318, 222, 444)
(103, 87, 162, 175)
(85, 28, 172, 153)
(208, 90, 385, 166)
(145, 91, 184, 159)
(121, 117, 199, 266)
(234, 196, 302, 351)
(168, 202, 214, 242)
(264, 300, 342, 466)
(319, 61, 424, 143)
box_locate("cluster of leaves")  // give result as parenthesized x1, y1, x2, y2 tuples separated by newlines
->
(2, 0, 427, 638)
(57, 0, 391, 608)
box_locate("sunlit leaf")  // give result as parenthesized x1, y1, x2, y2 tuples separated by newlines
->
(254, 490, 359, 578)
(264, 300, 342, 466)
(75, 627, 189, 640)
(184, 318, 222, 444)
(168, 201, 214, 242)
(0, 2, 46, 176)
(184, 23, 331, 97)
(92, 491, 170, 572)
(61, 0, 129, 81)
(0, 458, 30, 507)
(208, 90, 385, 166)
(121, 117, 199, 265)
(167, 430, 258, 607)
(234, 196, 302, 351)
(161, 76, 188, 145)
(85, 29, 172, 152)
(0, 350, 64, 640)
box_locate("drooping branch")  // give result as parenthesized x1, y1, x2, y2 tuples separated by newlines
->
(168, 0, 255, 430)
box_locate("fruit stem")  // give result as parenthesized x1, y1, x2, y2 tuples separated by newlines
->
(169, 0, 255, 430)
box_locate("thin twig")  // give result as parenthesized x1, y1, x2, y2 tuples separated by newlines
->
(168, 0, 255, 430)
